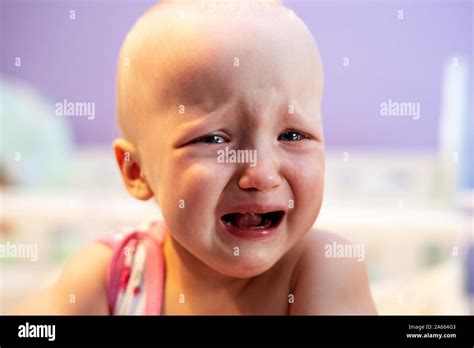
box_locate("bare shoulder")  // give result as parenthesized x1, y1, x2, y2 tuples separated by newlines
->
(289, 229, 377, 315)
(12, 243, 113, 315)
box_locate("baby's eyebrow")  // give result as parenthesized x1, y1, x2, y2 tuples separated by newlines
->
(168, 103, 237, 135)
(170, 96, 238, 119)
(281, 108, 323, 136)
(282, 105, 321, 123)
(170, 98, 322, 131)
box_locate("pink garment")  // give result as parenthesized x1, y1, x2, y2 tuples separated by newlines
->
(97, 221, 167, 315)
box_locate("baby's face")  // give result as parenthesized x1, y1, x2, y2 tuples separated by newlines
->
(123, 6, 324, 278)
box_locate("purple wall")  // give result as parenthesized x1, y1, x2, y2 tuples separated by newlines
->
(1, 0, 472, 149)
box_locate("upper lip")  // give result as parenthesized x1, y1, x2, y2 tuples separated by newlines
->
(218, 203, 287, 217)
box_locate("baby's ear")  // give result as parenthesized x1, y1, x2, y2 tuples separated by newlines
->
(113, 138, 153, 201)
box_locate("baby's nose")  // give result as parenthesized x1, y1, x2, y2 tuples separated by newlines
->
(238, 155, 282, 192)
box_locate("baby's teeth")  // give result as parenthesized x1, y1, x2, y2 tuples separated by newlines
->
(233, 213, 263, 228)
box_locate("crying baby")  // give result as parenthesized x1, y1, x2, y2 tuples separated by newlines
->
(13, 0, 376, 315)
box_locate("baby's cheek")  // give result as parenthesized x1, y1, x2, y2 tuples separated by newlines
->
(287, 151, 322, 193)
(160, 162, 226, 232)
(286, 155, 324, 230)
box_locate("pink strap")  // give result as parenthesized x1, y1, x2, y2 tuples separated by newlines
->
(97, 222, 166, 315)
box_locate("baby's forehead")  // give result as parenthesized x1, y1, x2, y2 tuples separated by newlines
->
(160, 26, 318, 105)
(118, 1, 323, 138)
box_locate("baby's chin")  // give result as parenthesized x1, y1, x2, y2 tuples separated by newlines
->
(203, 247, 283, 279)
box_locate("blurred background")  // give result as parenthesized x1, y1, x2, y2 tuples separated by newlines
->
(0, 0, 473, 314)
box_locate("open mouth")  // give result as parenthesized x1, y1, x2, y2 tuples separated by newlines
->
(220, 211, 285, 230)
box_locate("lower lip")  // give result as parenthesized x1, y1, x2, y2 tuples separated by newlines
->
(219, 215, 284, 241)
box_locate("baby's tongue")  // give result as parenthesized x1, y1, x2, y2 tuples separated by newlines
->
(232, 213, 263, 228)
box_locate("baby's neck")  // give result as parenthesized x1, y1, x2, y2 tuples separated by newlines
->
(161, 233, 297, 315)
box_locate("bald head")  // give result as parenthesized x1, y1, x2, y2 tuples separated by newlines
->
(116, 0, 323, 144)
